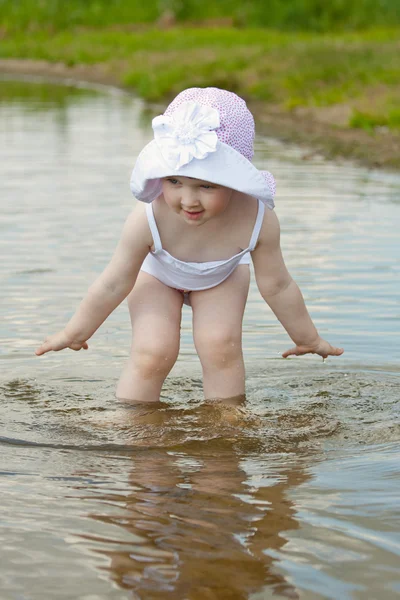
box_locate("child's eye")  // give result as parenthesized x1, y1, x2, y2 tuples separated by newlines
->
(201, 184, 214, 189)
(167, 178, 179, 184)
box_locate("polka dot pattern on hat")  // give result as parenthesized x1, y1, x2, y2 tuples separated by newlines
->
(164, 87, 255, 161)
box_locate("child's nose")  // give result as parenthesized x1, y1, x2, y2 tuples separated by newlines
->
(181, 189, 200, 207)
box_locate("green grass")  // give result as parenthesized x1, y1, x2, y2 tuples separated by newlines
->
(350, 108, 400, 131)
(1, 27, 399, 121)
(1, 15, 399, 134)
(1, 0, 400, 31)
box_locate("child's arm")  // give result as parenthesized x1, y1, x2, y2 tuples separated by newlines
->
(252, 209, 343, 359)
(35, 204, 151, 356)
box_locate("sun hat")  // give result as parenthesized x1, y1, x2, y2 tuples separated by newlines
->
(130, 87, 276, 209)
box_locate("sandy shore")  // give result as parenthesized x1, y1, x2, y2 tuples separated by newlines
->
(1, 58, 399, 171)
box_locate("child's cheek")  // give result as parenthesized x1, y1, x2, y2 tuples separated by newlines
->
(209, 195, 230, 214)
(162, 185, 174, 204)
(163, 190, 179, 212)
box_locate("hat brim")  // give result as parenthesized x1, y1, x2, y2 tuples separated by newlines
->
(130, 140, 275, 209)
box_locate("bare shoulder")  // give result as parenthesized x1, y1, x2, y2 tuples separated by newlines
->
(255, 206, 281, 251)
(120, 201, 152, 250)
(99, 202, 152, 285)
(251, 206, 289, 287)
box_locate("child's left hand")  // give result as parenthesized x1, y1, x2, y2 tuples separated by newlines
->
(282, 337, 344, 360)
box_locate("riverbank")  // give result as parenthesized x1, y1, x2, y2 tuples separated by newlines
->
(1, 26, 399, 169)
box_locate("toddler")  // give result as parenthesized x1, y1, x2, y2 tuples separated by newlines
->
(35, 87, 343, 402)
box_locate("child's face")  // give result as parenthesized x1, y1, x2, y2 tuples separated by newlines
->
(162, 176, 233, 225)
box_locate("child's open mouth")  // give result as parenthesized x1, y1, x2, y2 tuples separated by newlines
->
(183, 209, 204, 220)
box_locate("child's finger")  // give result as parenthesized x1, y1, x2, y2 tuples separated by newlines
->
(35, 342, 51, 356)
(328, 346, 344, 356)
(282, 346, 298, 358)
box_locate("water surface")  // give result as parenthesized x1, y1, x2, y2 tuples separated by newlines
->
(1, 76, 399, 600)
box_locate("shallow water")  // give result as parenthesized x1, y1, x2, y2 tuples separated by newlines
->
(1, 76, 399, 600)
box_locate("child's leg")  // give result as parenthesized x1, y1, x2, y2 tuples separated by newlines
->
(191, 265, 250, 400)
(116, 272, 183, 403)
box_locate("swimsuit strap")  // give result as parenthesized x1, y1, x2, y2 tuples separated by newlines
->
(145, 202, 163, 252)
(248, 199, 265, 251)
(146, 198, 264, 255)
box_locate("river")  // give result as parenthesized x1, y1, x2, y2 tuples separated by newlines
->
(1, 76, 399, 600)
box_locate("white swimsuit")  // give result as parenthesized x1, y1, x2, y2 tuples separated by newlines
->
(140, 199, 265, 303)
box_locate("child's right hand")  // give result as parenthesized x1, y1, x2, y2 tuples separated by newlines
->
(282, 336, 343, 360)
(35, 331, 89, 356)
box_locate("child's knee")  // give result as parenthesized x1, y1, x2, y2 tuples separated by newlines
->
(131, 340, 179, 379)
(195, 329, 242, 369)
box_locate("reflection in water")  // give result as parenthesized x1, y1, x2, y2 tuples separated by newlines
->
(76, 438, 307, 599)
(109, 459, 302, 599)
(0, 77, 99, 107)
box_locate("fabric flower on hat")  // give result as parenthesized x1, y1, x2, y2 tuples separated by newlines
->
(152, 101, 220, 170)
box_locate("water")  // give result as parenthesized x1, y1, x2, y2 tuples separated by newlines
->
(1, 76, 399, 600)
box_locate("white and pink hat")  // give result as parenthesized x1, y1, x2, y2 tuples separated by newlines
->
(130, 87, 276, 209)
